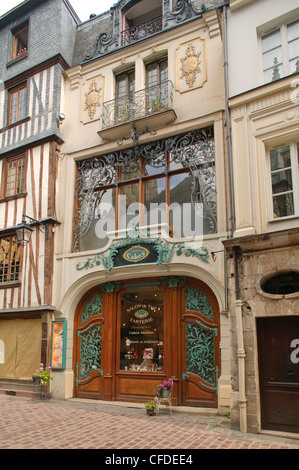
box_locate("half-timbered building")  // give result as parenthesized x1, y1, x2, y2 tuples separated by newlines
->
(0, 0, 79, 391)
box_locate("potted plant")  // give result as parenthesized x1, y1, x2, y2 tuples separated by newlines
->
(145, 400, 158, 416)
(156, 379, 173, 398)
(149, 96, 166, 113)
(33, 363, 53, 399)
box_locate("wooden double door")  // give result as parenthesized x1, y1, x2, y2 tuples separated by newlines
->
(73, 277, 220, 407)
(257, 316, 299, 433)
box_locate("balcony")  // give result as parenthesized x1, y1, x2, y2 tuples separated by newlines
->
(98, 80, 176, 141)
(84, 0, 203, 62)
(121, 16, 163, 47)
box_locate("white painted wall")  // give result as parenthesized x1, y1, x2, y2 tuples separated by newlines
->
(227, 0, 299, 97)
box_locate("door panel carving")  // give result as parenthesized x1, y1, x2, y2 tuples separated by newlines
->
(182, 284, 219, 407)
(74, 290, 104, 398)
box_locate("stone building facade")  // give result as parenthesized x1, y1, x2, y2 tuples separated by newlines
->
(0, 0, 298, 437)
(53, 0, 231, 410)
(225, 0, 299, 434)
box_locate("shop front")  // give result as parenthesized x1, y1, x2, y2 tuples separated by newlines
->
(73, 276, 220, 407)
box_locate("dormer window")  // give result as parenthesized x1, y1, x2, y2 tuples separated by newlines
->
(11, 21, 29, 61)
(122, 0, 162, 46)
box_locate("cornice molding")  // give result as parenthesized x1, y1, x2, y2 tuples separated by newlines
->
(4, 54, 70, 89)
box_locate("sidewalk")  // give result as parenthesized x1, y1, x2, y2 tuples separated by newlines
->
(1, 394, 299, 450)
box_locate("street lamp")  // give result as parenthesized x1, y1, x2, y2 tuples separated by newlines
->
(16, 221, 34, 245)
(15, 215, 41, 245)
(16, 214, 60, 245)
(211, 250, 225, 262)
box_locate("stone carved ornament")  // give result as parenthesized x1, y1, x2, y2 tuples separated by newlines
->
(180, 43, 201, 88)
(176, 38, 206, 93)
(84, 79, 101, 120)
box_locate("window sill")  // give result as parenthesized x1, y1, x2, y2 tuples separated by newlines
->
(0, 192, 27, 203)
(0, 281, 21, 290)
(268, 215, 299, 223)
(0, 117, 30, 134)
(6, 53, 28, 68)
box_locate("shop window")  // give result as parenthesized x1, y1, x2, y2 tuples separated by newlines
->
(0, 235, 21, 284)
(120, 286, 164, 372)
(7, 82, 27, 125)
(261, 271, 299, 295)
(269, 142, 299, 219)
(11, 22, 29, 61)
(3, 154, 26, 198)
(261, 19, 299, 83)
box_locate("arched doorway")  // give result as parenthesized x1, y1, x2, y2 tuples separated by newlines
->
(73, 276, 220, 407)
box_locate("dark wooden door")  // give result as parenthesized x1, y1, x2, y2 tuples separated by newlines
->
(257, 316, 299, 433)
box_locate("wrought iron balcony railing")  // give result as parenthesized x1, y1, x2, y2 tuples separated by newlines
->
(102, 80, 174, 129)
(121, 16, 163, 47)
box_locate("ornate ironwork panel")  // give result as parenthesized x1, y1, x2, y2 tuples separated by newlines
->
(121, 16, 163, 46)
(84, 0, 204, 62)
(185, 321, 216, 386)
(77, 323, 102, 384)
(102, 80, 173, 129)
(163, 0, 202, 29)
(73, 127, 216, 252)
(185, 286, 213, 319)
(81, 292, 103, 323)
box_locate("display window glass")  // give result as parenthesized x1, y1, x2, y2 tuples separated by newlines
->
(120, 286, 164, 372)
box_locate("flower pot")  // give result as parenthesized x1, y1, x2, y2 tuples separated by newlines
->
(32, 375, 41, 383)
(39, 388, 52, 400)
(146, 409, 156, 416)
(162, 390, 170, 398)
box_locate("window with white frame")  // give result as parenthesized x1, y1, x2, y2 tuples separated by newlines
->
(261, 19, 299, 83)
(269, 142, 299, 219)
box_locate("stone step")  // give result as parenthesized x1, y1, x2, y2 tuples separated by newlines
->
(0, 378, 40, 399)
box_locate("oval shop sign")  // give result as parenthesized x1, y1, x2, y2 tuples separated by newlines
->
(122, 245, 150, 263)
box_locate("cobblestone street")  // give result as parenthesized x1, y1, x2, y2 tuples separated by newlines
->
(1, 394, 299, 453)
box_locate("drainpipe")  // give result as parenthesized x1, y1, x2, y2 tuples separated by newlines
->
(222, 5, 247, 433)
(233, 245, 247, 433)
(222, 5, 235, 237)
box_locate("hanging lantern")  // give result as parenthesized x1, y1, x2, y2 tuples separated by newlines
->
(16, 221, 33, 245)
